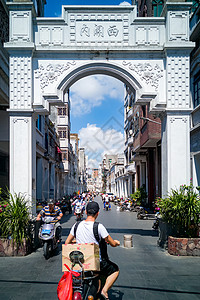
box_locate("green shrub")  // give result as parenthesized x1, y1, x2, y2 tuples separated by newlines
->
(156, 184, 200, 238)
(0, 191, 31, 248)
(130, 185, 147, 206)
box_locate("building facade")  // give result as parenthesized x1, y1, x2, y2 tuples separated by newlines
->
(190, 5, 200, 188)
(0, 0, 9, 191)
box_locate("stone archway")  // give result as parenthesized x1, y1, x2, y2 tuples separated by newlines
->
(5, 2, 194, 210)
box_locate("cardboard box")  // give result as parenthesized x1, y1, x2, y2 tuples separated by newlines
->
(62, 243, 100, 272)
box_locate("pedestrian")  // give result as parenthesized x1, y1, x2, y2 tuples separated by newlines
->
(65, 201, 120, 300)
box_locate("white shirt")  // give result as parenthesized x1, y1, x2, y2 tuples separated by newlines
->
(70, 221, 109, 245)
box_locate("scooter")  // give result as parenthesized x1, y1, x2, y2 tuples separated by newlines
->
(75, 203, 83, 221)
(137, 206, 156, 219)
(105, 202, 110, 211)
(152, 208, 161, 230)
(69, 250, 99, 300)
(39, 216, 58, 259)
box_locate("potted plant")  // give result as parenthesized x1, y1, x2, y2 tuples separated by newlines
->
(0, 191, 32, 256)
(130, 185, 147, 206)
(156, 184, 200, 255)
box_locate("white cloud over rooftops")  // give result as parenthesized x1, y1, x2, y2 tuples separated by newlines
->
(70, 75, 124, 116)
(79, 123, 124, 168)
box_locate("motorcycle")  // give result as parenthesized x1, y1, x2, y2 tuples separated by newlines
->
(39, 216, 59, 259)
(69, 250, 99, 300)
(75, 203, 83, 221)
(152, 208, 161, 230)
(137, 206, 156, 219)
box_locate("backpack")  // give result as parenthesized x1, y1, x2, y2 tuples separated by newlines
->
(74, 221, 109, 261)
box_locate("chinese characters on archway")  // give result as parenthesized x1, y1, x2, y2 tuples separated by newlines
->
(80, 24, 119, 38)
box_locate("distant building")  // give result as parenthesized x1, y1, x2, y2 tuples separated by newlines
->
(92, 169, 99, 179)
(79, 148, 87, 192)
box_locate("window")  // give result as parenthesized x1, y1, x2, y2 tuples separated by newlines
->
(58, 107, 66, 116)
(142, 105, 146, 118)
(152, 0, 164, 17)
(36, 115, 42, 131)
(194, 72, 200, 108)
(58, 127, 67, 138)
(62, 151, 67, 161)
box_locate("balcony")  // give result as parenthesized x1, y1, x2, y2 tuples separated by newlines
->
(125, 163, 136, 174)
(127, 107, 133, 120)
(128, 135, 133, 146)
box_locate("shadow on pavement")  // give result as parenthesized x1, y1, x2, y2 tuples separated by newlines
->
(60, 212, 74, 224)
(113, 284, 200, 295)
(107, 228, 158, 237)
(0, 279, 57, 285)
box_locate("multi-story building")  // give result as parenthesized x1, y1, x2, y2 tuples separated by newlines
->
(110, 154, 125, 197)
(36, 115, 63, 202)
(78, 147, 87, 193)
(190, 4, 200, 187)
(101, 154, 118, 192)
(69, 133, 79, 194)
(124, 84, 161, 206)
(51, 90, 71, 195)
(0, 0, 9, 191)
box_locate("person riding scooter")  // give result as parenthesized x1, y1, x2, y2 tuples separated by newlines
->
(65, 201, 120, 300)
(36, 198, 63, 242)
(104, 198, 111, 210)
(72, 196, 86, 214)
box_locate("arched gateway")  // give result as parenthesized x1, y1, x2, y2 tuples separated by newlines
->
(5, 2, 194, 211)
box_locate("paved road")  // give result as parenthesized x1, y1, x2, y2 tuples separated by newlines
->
(0, 196, 200, 300)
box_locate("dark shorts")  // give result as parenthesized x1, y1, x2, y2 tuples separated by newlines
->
(100, 259, 119, 277)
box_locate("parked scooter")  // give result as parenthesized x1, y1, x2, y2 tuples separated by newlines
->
(152, 208, 161, 230)
(39, 216, 59, 259)
(137, 206, 156, 219)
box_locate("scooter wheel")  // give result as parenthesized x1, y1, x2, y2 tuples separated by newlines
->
(43, 242, 51, 259)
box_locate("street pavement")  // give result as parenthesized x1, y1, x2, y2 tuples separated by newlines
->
(0, 196, 200, 300)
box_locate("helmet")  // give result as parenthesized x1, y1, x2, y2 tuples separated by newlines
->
(47, 199, 54, 205)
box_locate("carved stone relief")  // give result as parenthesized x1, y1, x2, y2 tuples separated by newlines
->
(167, 56, 189, 108)
(10, 56, 32, 109)
(35, 61, 76, 90)
(122, 61, 163, 91)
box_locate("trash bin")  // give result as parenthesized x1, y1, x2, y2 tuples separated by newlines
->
(124, 235, 133, 248)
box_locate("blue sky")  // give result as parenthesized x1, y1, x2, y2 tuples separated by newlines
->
(44, 1, 129, 167)
(44, 1, 132, 17)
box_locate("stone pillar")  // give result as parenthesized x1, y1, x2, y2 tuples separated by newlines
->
(9, 111, 36, 213)
(161, 2, 194, 197)
(5, 1, 36, 213)
(161, 112, 190, 197)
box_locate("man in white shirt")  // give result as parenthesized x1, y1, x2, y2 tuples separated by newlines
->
(65, 201, 120, 300)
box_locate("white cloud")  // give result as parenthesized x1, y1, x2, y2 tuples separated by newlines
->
(79, 123, 124, 168)
(70, 75, 124, 116)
